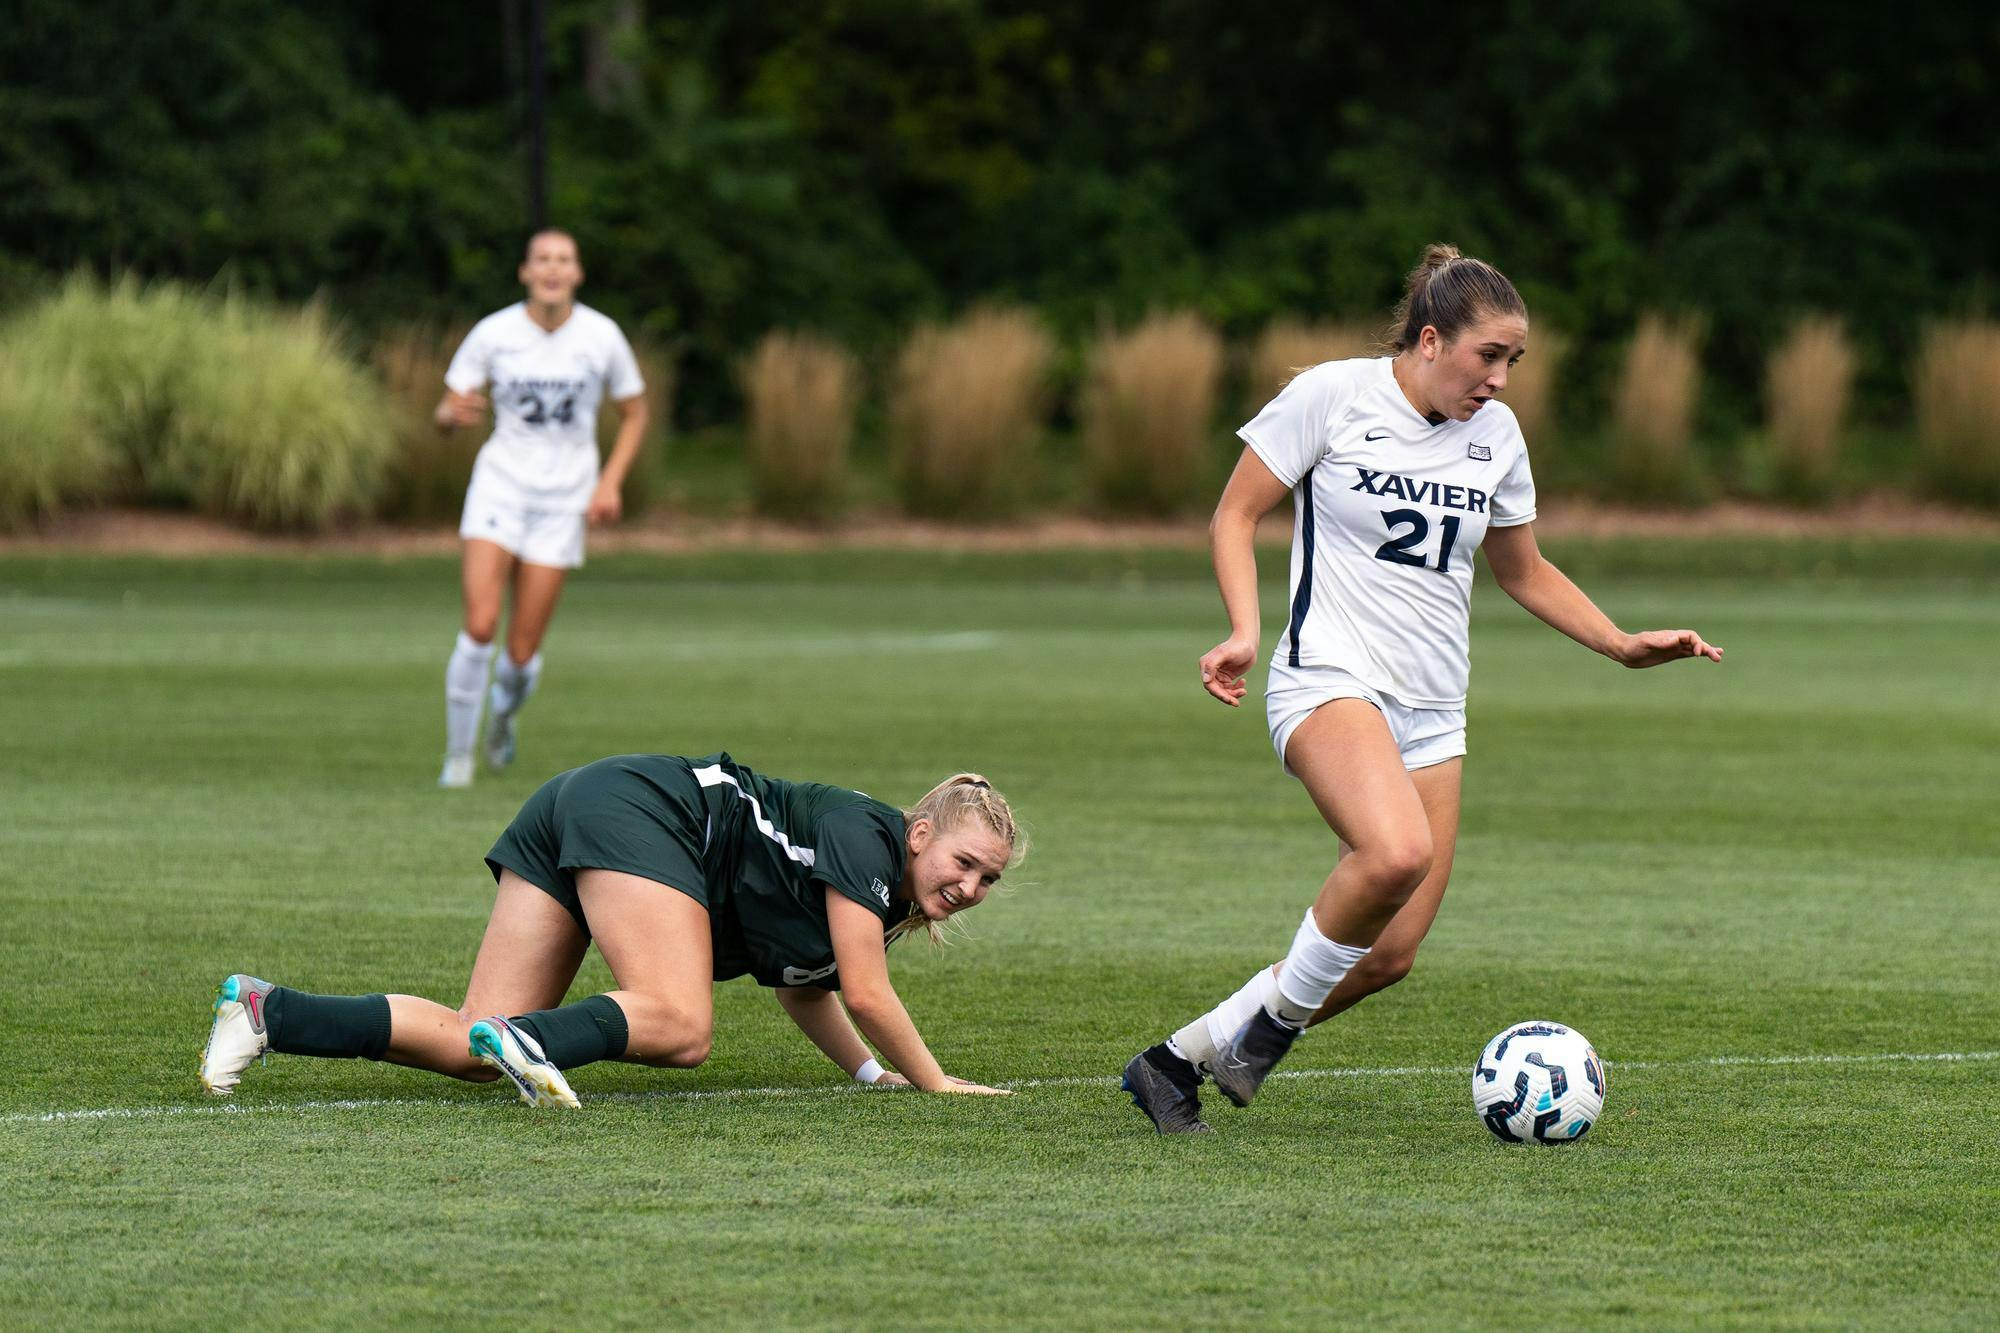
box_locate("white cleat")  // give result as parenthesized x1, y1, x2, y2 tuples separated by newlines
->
(438, 753, 475, 789)
(200, 974, 273, 1097)
(468, 1016, 580, 1108)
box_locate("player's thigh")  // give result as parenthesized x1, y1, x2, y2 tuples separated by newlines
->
(574, 868, 714, 1025)
(1286, 697, 1430, 853)
(460, 539, 516, 639)
(462, 869, 589, 1016)
(1369, 758, 1465, 957)
(506, 560, 570, 661)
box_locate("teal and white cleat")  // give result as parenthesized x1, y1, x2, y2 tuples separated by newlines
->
(200, 974, 273, 1097)
(468, 1016, 579, 1108)
(482, 690, 517, 771)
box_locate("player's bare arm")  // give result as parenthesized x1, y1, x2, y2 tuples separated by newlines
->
(1200, 448, 1292, 707)
(826, 889, 1007, 1094)
(588, 391, 649, 525)
(775, 984, 909, 1085)
(434, 387, 488, 430)
(1482, 522, 1722, 667)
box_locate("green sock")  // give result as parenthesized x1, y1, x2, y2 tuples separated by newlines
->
(264, 988, 392, 1060)
(510, 995, 629, 1070)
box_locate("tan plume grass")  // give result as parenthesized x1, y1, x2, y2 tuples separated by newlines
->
(1610, 313, 1707, 502)
(160, 295, 392, 530)
(374, 323, 476, 522)
(1765, 316, 1854, 499)
(1503, 326, 1569, 450)
(0, 333, 118, 529)
(741, 331, 860, 521)
(1083, 311, 1225, 515)
(890, 308, 1053, 517)
(1912, 320, 2000, 507)
(1245, 320, 1375, 411)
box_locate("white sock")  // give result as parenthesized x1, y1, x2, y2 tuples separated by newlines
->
(1268, 910, 1370, 1028)
(1166, 966, 1280, 1071)
(491, 651, 542, 717)
(445, 632, 495, 757)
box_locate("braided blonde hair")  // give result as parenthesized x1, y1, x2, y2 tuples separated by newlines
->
(888, 773, 1027, 944)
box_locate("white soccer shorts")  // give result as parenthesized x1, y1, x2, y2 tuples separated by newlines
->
(458, 469, 586, 569)
(1266, 660, 1466, 777)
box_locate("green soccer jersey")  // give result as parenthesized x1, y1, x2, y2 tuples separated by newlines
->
(688, 753, 914, 989)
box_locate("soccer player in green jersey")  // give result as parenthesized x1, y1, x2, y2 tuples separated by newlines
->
(200, 754, 1024, 1105)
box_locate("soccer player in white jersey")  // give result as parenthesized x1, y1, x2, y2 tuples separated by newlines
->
(433, 229, 649, 788)
(1122, 244, 1725, 1133)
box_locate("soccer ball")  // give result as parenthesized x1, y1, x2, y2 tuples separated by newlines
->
(1471, 1020, 1606, 1144)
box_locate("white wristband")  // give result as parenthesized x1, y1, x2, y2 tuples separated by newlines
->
(853, 1058, 885, 1085)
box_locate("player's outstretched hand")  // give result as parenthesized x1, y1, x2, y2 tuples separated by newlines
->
(435, 389, 487, 430)
(1199, 635, 1258, 707)
(936, 1075, 1011, 1096)
(872, 1071, 912, 1088)
(1614, 629, 1724, 669)
(586, 480, 623, 526)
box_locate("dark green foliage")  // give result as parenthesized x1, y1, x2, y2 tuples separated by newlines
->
(3, 0, 1994, 437)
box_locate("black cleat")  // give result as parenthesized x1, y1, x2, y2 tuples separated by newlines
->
(1209, 1009, 1301, 1108)
(1122, 1044, 1213, 1134)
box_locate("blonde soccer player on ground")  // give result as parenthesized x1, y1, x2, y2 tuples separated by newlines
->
(434, 229, 649, 788)
(201, 754, 1022, 1104)
(1122, 245, 1724, 1133)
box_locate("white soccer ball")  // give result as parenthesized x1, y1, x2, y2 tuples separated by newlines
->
(1471, 1020, 1606, 1145)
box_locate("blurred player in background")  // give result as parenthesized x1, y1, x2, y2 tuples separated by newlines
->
(201, 756, 1023, 1104)
(433, 229, 649, 788)
(1123, 245, 1723, 1133)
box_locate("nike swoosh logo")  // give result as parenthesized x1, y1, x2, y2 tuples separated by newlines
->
(1364, 429, 1390, 442)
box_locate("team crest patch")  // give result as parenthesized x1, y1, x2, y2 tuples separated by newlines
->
(871, 877, 890, 907)
(1468, 443, 1493, 461)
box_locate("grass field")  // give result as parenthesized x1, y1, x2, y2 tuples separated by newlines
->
(3, 541, 1998, 1329)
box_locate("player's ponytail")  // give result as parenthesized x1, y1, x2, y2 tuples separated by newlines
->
(891, 773, 1028, 944)
(1388, 243, 1526, 353)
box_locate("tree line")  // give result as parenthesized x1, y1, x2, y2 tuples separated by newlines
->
(4, 0, 1995, 426)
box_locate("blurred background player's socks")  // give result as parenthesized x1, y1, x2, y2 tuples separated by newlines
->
(445, 631, 495, 755)
(509, 995, 629, 1069)
(490, 650, 542, 718)
(264, 988, 392, 1060)
(1268, 910, 1369, 1028)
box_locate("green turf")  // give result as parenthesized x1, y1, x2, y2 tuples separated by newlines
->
(3, 545, 1997, 1329)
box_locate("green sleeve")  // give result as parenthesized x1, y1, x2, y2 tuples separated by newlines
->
(811, 806, 902, 925)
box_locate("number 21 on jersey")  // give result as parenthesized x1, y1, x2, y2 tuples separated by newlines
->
(1373, 509, 1462, 573)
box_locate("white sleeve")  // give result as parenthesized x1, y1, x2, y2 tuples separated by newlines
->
(603, 325, 645, 401)
(443, 321, 492, 394)
(1490, 437, 1538, 527)
(1237, 362, 1348, 487)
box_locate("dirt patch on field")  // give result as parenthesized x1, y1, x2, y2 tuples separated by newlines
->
(3, 496, 1996, 558)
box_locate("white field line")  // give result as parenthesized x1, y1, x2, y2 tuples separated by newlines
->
(6, 1049, 1996, 1129)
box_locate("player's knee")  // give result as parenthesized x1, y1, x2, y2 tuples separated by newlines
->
(1363, 835, 1433, 898)
(463, 614, 499, 644)
(1354, 949, 1417, 994)
(664, 1034, 711, 1069)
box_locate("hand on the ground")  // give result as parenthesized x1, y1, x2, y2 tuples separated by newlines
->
(436, 389, 487, 430)
(1199, 635, 1258, 706)
(934, 1075, 1010, 1095)
(872, 1071, 912, 1087)
(1613, 629, 1723, 668)
(586, 481, 623, 525)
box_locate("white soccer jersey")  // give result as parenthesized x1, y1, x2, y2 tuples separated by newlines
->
(445, 302, 645, 510)
(1240, 357, 1536, 709)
